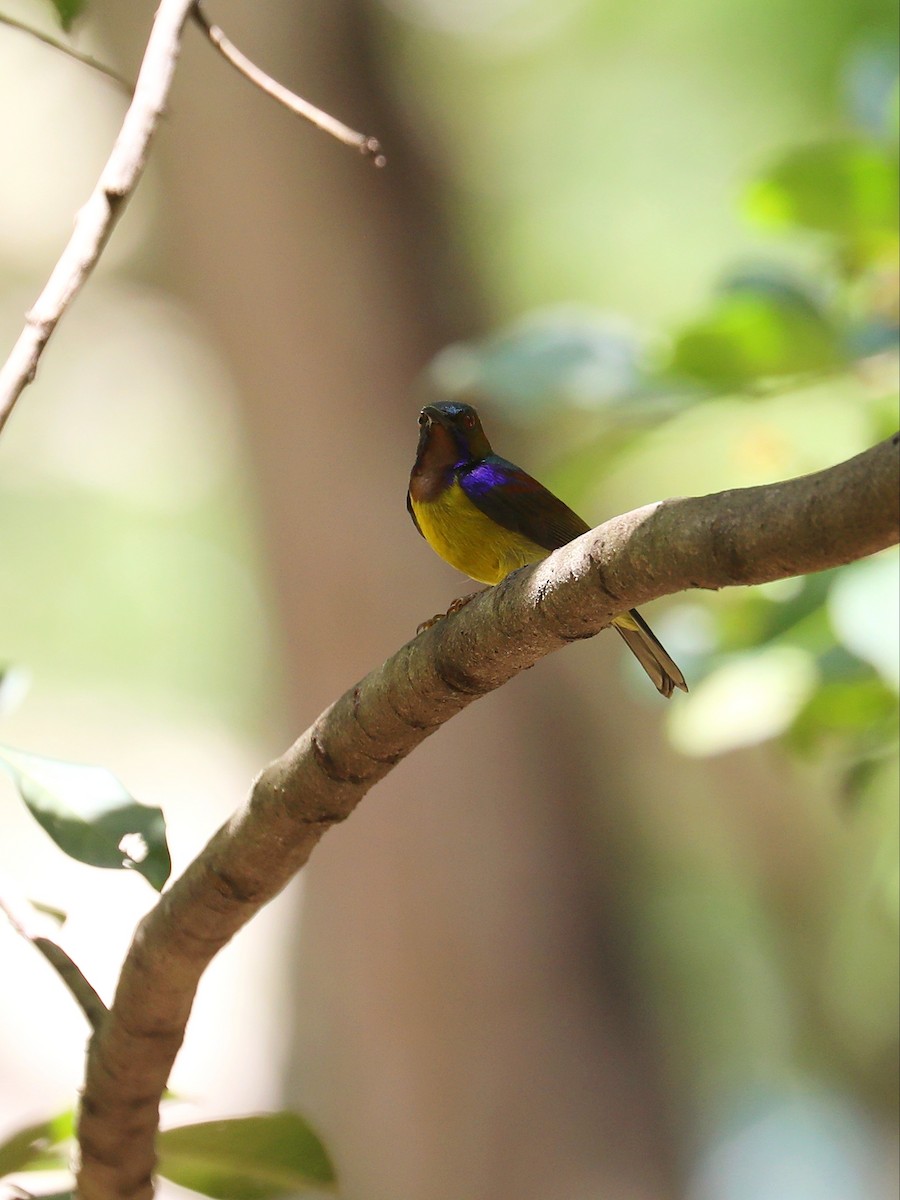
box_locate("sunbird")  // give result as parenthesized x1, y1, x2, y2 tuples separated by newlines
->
(407, 400, 687, 698)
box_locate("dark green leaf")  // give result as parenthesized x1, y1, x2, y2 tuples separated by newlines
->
(46, 0, 86, 32)
(157, 1113, 336, 1200)
(745, 140, 899, 259)
(0, 746, 170, 891)
(669, 280, 841, 391)
(0, 1110, 73, 1175)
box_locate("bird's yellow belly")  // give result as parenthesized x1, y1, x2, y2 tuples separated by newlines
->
(411, 480, 548, 585)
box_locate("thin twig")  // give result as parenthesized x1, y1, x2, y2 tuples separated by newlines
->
(0, 12, 132, 93)
(0, 0, 197, 437)
(191, 1, 385, 166)
(0, 881, 107, 1031)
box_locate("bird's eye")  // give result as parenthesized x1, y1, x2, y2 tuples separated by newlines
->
(418, 412, 429, 427)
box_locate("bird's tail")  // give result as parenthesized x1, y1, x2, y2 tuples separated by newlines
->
(613, 609, 688, 699)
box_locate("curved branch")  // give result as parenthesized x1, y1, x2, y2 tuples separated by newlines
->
(0, 0, 387, 442)
(0, 0, 196, 437)
(76, 433, 899, 1199)
(191, 3, 385, 164)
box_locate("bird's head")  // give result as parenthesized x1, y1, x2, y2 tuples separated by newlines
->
(415, 401, 493, 468)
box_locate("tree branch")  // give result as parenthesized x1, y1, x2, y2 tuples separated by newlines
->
(75, 433, 899, 1199)
(0, 0, 196, 437)
(191, 2, 385, 165)
(0, 0, 385, 439)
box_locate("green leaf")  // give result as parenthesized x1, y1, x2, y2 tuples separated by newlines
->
(29, 900, 68, 926)
(786, 677, 898, 756)
(0, 746, 170, 891)
(46, 0, 86, 31)
(157, 1113, 336, 1200)
(745, 139, 899, 259)
(711, 572, 836, 655)
(0, 1110, 73, 1175)
(667, 646, 819, 757)
(669, 280, 841, 391)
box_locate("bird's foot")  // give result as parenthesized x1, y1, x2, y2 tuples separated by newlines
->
(416, 613, 444, 634)
(446, 590, 481, 616)
(416, 591, 481, 635)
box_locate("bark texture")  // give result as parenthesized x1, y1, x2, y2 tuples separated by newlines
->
(75, 431, 900, 1198)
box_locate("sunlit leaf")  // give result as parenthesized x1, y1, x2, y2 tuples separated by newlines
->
(0, 1110, 73, 1175)
(0, 665, 31, 719)
(745, 140, 899, 259)
(157, 1113, 336, 1200)
(828, 552, 900, 689)
(46, 0, 86, 31)
(667, 646, 819, 756)
(0, 747, 170, 891)
(669, 280, 841, 391)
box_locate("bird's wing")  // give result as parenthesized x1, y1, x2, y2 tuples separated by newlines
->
(406, 490, 424, 537)
(459, 456, 590, 551)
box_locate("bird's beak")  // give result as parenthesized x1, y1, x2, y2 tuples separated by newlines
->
(421, 404, 446, 426)
(415, 409, 434, 458)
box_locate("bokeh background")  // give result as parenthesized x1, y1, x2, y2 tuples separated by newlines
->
(0, 0, 897, 1197)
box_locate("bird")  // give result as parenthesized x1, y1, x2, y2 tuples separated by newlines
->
(407, 400, 687, 698)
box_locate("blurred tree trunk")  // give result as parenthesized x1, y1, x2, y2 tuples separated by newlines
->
(96, 2, 676, 1197)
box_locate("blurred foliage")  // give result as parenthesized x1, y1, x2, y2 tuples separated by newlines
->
(387, 0, 900, 328)
(422, 55, 900, 1146)
(0, 287, 277, 736)
(426, 50, 899, 809)
(0, 1109, 72, 1175)
(746, 139, 898, 255)
(45, 0, 84, 32)
(670, 271, 843, 392)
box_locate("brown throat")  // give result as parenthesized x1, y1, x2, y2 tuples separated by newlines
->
(409, 423, 462, 503)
